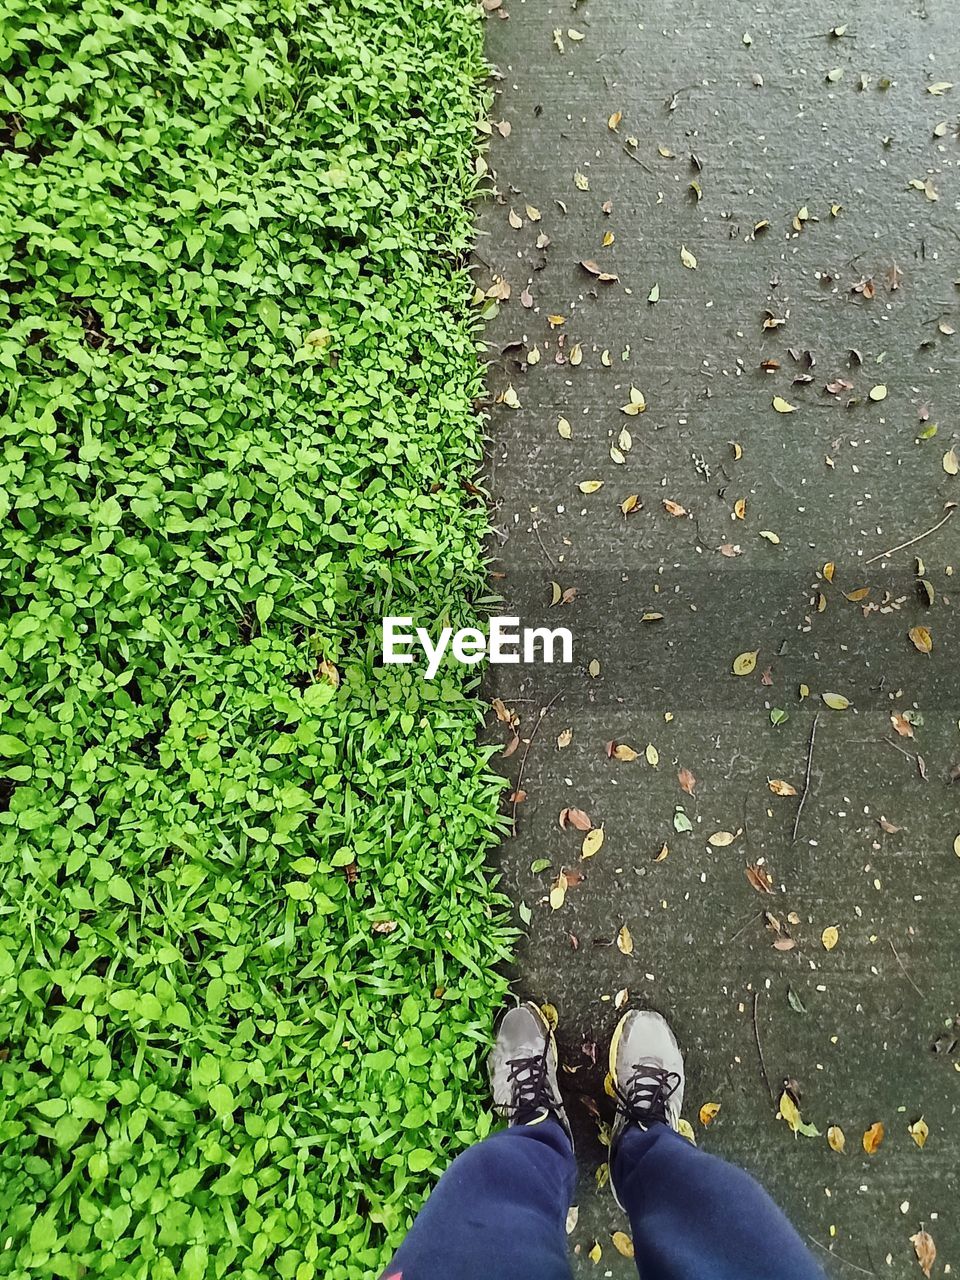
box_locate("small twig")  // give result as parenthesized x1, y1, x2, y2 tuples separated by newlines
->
(532, 522, 556, 568)
(726, 909, 763, 945)
(889, 939, 924, 999)
(792, 713, 820, 843)
(807, 1235, 876, 1277)
(621, 144, 654, 173)
(753, 990, 774, 1100)
(865, 506, 955, 564)
(510, 692, 562, 830)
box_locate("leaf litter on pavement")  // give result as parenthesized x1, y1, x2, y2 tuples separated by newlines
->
(479, 4, 958, 1271)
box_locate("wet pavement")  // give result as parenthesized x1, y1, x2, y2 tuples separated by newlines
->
(477, 0, 959, 1274)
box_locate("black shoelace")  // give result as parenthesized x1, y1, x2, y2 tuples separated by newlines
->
(613, 1065, 681, 1127)
(506, 1048, 562, 1117)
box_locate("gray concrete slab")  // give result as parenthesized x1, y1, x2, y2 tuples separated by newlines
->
(478, 1, 960, 1275)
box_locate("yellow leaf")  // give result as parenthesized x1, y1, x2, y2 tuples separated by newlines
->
(621, 386, 646, 415)
(927, 81, 954, 94)
(620, 493, 640, 515)
(594, 1162, 609, 1190)
(845, 587, 870, 602)
(540, 1002, 559, 1030)
(613, 743, 639, 762)
(778, 1091, 802, 1132)
(558, 416, 572, 439)
(862, 1120, 884, 1154)
(525, 204, 541, 221)
(604, 1069, 617, 1096)
(759, 529, 781, 544)
(699, 1101, 721, 1126)
(500, 385, 520, 408)
(549, 875, 567, 910)
(508, 208, 523, 229)
(616, 923, 634, 954)
(821, 692, 850, 710)
(588, 1241, 602, 1264)
(565, 1205, 579, 1234)
(588, 658, 601, 678)
(645, 743, 659, 767)
(908, 1117, 929, 1149)
(557, 728, 573, 749)
(733, 649, 759, 676)
(603, 230, 615, 247)
(868, 384, 887, 401)
(574, 171, 590, 191)
(612, 1232, 634, 1258)
(581, 826, 605, 858)
(676, 1117, 697, 1144)
(734, 498, 746, 519)
(821, 925, 839, 951)
(773, 396, 797, 413)
(680, 245, 697, 269)
(578, 480, 604, 494)
(654, 842, 669, 862)
(607, 110, 622, 130)
(769, 779, 798, 796)
(954, 833, 960, 858)
(827, 1125, 846, 1153)
(909, 625, 933, 654)
(823, 561, 836, 582)
(708, 830, 736, 847)
(569, 343, 583, 366)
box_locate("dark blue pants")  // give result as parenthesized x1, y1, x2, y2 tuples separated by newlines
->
(383, 1118, 825, 1279)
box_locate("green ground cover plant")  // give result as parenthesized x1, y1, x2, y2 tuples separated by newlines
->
(0, 0, 512, 1274)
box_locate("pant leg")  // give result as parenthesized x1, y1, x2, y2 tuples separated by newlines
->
(612, 1125, 825, 1280)
(382, 1116, 576, 1280)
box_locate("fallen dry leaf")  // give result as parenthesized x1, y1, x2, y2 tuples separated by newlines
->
(746, 864, 774, 894)
(616, 923, 634, 955)
(910, 1230, 936, 1278)
(663, 499, 687, 517)
(909, 625, 933, 654)
(699, 1101, 721, 1126)
(768, 779, 798, 796)
(678, 767, 697, 795)
(908, 1117, 929, 1149)
(862, 1121, 885, 1154)
(826, 1125, 846, 1153)
(733, 649, 759, 676)
(581, 826, 604, 858)
(611, 1231, 634, 1259)
(821, 925, 839, 951)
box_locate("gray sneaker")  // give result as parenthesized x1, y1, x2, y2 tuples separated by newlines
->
(488, 1001, 572, 1143)
(608, 1010, 685, 1208)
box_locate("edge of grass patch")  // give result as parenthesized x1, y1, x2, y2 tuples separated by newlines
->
(0, 0, 512, 1275)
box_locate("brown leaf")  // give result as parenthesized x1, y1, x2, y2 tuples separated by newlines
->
(746, 864, 775, 894)
(503, 734, 520, 758)
(878, 816, 903, 834)
(662, 499, 687, 517)
(911, 1230, 936, 1278)
(580, 259, 619, 283)
(773, 937, 796, 951)
(909, 625, 933, 654)
(768, 779, 798, 796)
(678, 767, 697, 795)
(862, 1121, 885, 1154)
(563, 807, 593, 832)
(891, 712, 914, 739)
(372, 920, 398, 935)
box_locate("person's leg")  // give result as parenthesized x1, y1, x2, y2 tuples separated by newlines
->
(613, 1123, 825, 1280)
(381, 1001, 576, 1280)
(607, 1010, 824, 1280)
(383, 1115, 575, 1280)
